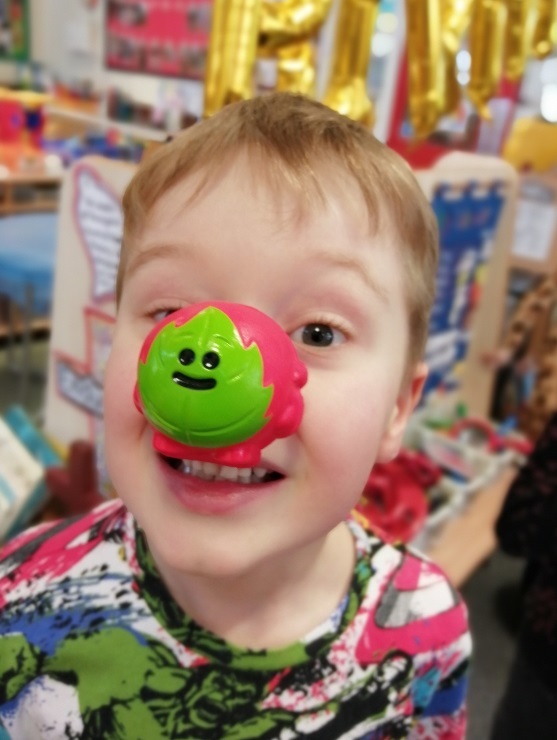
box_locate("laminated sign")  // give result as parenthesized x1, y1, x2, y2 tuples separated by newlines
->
(44, 157, 136, 495)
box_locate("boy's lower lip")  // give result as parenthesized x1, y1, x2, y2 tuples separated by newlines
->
(156, 456, 280, 515)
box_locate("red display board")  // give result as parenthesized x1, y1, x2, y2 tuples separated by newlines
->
(105, 0, 212, 80)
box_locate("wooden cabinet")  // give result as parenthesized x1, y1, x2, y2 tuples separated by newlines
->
(0, 172, 62, 215)
(426, 467, 516, 587)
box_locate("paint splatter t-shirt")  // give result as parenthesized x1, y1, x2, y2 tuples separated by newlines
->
(0, 500, 471, 739)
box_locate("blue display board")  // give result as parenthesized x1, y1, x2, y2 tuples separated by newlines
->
(423, 181, 507, 398)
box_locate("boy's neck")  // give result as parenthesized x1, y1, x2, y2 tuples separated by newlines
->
(148, 522, 356, 651)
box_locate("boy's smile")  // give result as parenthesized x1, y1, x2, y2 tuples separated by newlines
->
(104, 151, 425, 591)
(157, 454, 284, 515)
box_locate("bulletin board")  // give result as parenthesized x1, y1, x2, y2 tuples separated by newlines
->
(494, 169, 557, 363)
(44, 156, 136, 495)
(508, 170, 557, 277)
(105, 0, 212, 80)
(0, 0, 29, 61)
(502, 169, 557, 359)
(415, 152, 519, 417)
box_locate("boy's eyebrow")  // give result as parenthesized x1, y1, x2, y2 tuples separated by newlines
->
(126, 243, 388, 302)
(125, 243, 186, 280)
(313, 250, 389, 303)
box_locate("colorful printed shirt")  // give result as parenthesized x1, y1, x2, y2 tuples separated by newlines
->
(0, 500, 471, 739)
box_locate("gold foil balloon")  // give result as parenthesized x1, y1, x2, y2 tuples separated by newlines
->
(275, 41, 316, 95)
(322, 0, 381, 127)
(503, 0, 537, 81)
(258, 0, 332, 96)
(204, 0, 262, 117)
(405, 0, 443, 139)
(204, 0, 228, 116)
(440, 0, 473, 116)
(258, 0, 332, 50)
(531, 0, 557, 58)
(468, 0, 507, 119)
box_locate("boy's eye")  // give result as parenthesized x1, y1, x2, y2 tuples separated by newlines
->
(291, 323, 345, 348)
(152, 308, 179, 323)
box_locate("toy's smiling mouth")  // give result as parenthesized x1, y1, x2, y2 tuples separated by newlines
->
(162, 455, 283, 484)
(172, 372, 217, 391)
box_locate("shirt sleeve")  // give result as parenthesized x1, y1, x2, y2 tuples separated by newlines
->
(495, 412, 557, 560)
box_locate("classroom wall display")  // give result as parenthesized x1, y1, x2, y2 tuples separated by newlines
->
(415, 152, 519, 417)
(423, 180, 507, 399)
(105, 0, 212, 80)
(509, 171, 557, 275)
(0, 0, 29, 61)
(44, 156, 136, 495)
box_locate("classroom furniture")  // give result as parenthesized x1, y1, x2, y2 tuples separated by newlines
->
(426, 466, 517, 587)
(0, 212, 59, 399)
(0, 171, 61, 215)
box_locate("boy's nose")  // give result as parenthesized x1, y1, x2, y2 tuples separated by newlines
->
(135, 301, 307, 465)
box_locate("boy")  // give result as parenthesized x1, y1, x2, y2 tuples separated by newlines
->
(0, 93, 471, 739)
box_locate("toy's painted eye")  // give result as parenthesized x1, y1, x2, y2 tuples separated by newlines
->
(295, 323, 345, 348)
(202, 351, 220, 369)
(179, 349, 195, 365)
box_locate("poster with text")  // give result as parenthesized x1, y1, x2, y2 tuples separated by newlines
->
(105, 0, 211, 80)
(44, 157, 136, 495)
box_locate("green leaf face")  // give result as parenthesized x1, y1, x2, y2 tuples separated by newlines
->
(138, 307, 273, 447)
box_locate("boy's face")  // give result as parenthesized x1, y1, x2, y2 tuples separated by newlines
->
(104, 155, 425, 578)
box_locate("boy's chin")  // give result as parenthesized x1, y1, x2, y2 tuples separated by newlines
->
(146, 525, 278, 582)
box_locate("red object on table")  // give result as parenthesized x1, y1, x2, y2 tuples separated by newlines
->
(46, 440, 104, 516)
(449, 417, 533, 456)
(0, 100, 25, 143)
(356, 449, 441, 543)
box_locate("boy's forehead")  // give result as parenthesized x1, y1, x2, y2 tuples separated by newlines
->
(127, 187, 403, 312)
(127, 155, 404, 290)
(141, 152, 381, 238)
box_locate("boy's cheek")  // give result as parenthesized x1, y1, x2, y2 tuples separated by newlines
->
(301, 379, 389, 455)
(103, 348, 139, 428)
(107, 325, 145, 388)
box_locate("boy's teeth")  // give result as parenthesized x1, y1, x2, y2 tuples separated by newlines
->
(203, 462, 218, 477)
(220, 465, 239, 481)
(178, 460, 270, 484)
(191, 460, 203, 476)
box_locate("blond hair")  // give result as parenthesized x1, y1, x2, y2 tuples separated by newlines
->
(120, 93, 438, 372)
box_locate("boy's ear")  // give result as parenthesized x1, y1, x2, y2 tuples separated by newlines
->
(377, 362, 428, 463)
